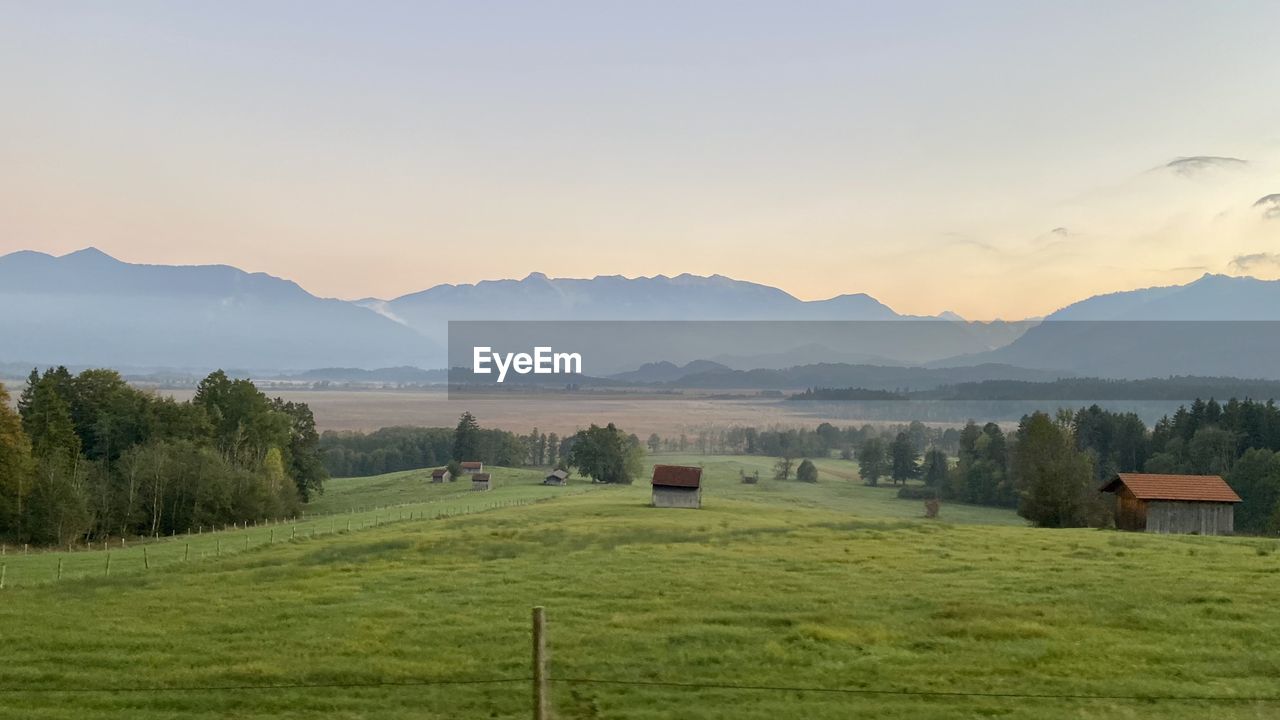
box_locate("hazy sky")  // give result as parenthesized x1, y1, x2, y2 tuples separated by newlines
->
(2, 1, 1278, 319)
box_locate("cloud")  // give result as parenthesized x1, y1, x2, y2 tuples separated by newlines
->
(1254, 194, 1280, 220)
(1230, 252, 1280, 272)
(1163, 156, 1247, 177)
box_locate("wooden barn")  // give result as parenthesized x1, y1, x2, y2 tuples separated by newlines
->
(543, 469, 569, 486)
(471, 472, 492, 491)
(1100, 473, 1241, 535)
(651, 465, 702, 509)
(460, 461, 484, 475)
(430, 468, 451, 483)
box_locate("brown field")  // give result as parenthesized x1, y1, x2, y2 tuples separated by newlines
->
(154, 387, 871, 435)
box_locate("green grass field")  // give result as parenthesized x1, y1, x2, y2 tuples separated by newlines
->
(2, 454, 1279, 719)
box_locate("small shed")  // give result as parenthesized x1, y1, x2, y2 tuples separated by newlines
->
(430, 468, 451, 483)
(652, 465, 702, 509)
(471, 472, 492, 491)
(460, 461, 484, 475)
(544, 469, 569, 486)
(1100, 473, 1241, 535)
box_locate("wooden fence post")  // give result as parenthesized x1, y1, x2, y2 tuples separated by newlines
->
(184, 543, 190, 562)
(57, 558, 63, 581)
(143, 547, 150, 570)
(0, 563, 6, 589)
(105, 553, 111, 577)
(532, 606, 549, 720)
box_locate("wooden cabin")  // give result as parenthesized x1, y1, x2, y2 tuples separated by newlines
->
(1099, 473, 1241, 535)
(460, 461, 484, 475)
(430, 468, 451, 483)
(543, 469, 569, 486)
(651, 465, 703, 509)
(471, 472, 492, 491)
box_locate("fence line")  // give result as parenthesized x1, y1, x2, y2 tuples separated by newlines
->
(0, 489, 594, 589)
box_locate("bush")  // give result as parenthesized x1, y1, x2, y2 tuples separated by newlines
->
(796, 459, 818, 483)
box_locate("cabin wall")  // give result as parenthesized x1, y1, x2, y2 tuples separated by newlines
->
(1145, 501, 1234, 536)
(1113, 486, 1147, 531)
(472, 480, 491, 492)
(652, 486, 701, 509)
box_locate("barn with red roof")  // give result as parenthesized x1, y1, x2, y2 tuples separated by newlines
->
(651, 464, 703, 509)
(1100, 473, 1241, 535)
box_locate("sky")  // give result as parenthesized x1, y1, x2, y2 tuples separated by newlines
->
(2, 1, 1278, 320)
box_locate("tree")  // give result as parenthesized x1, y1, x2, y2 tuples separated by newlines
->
(566, 423, 644, 484)
(889, 432, 919, 485)
(921, 449, 949, 487)
(452, 412, 481, 461)
(272, 399, 327, 500)
(546, 433, 559, 467)
(796, 459, 818, 483)
(0, 383, 35, 538)
(1228, 449, 1280, 534)
(773, 456, 793, 481)
(647, 433, 661, 453)
(1012, 412, 1106, 528)
(858, 438, 887, 486)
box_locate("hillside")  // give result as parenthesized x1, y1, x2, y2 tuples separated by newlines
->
(0, 248, 439, 371)
(2, 457, 1277, 719)
(941, 274, 1280, 378)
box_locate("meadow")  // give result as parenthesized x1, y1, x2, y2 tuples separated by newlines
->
(2, 454, 1279, 719)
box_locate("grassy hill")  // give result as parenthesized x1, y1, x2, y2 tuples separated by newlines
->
(1, 455, 1278, 719)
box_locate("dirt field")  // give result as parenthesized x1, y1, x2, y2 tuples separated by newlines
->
(155, 387, 874, 435)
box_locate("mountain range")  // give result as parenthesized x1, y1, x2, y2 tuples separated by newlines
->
(4, 248, 1280, 379)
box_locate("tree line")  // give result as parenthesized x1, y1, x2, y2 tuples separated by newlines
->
(318, 419, 564, 477)
(320, 412, 646, 486)
(642, 398, 1280, 533)
(0, 368, 326, 546)
(861, 399, 1280, 531)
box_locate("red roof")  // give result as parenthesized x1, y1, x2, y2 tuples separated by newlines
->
(431, 468, 448, 477)
(652, 464, 702, 488)
(1100, 473, 1241, 503)
(461, 461, 483, 469)
(472, 473, 491, 481)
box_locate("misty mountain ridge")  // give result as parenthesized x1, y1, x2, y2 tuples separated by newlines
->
(0, 248, 438, 371)
(5, 248, 1280, 379)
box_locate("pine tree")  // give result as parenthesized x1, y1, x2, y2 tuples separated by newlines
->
(452, 412, 481, 461)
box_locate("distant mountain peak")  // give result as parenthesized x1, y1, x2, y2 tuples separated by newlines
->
(63, 246, 118, 262)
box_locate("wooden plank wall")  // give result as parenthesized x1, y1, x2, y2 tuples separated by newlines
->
(652, 486, 701, 509)
(1145, 501, 1234, 535)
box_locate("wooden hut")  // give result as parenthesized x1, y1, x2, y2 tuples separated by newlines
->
(430, 468, 451, 483)
(543, 469, 569, 486)
(471, 472, 492, 491)
(651, 465, 702, 509)
(460, 461, 484, 475)
(1099, 473, 1241, 535)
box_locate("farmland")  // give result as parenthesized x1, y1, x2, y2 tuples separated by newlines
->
(152, 386, 917, 436)
(2, 455, 1279, 719)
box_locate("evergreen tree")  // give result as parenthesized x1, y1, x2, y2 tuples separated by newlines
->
(857, 438, 887, 486)
(452, 411, 481, 461)
(889, 431, 920, 484)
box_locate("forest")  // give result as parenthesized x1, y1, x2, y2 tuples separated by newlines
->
(0, 368, 326, 546)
